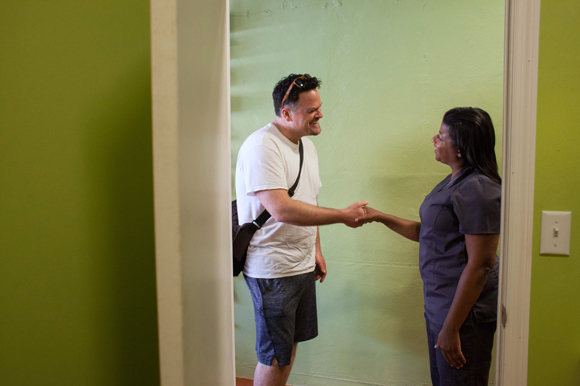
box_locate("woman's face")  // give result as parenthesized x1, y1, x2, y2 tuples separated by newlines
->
(431, 123, 462, 167)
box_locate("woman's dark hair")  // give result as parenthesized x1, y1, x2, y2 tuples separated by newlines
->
(443, 107, 501, 184)
(272, 74, 321, 117)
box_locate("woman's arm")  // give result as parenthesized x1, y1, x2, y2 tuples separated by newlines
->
(435, 233, 499, 369)
(360, 206, 421, 242)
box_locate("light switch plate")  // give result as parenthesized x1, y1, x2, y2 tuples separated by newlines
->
(540, 211, 572, 255)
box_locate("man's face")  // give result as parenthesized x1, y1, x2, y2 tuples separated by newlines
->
(289, 89, 323, 137)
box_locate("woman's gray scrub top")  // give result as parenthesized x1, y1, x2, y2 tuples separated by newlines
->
(418, 168, 501, 327)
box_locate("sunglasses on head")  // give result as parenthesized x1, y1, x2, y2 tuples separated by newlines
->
(280, 74, 312, 111)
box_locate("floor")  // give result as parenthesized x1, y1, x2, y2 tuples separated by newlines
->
(236, 377, 293, 386)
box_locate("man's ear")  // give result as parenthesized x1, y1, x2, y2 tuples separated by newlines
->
(281, 107, 292, 122)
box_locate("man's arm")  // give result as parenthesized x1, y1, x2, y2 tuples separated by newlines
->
(255, 189, 367, 228)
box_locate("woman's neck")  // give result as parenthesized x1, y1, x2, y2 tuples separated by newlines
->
(450, 163, 467, 179)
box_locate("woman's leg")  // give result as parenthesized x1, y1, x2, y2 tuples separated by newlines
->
(425, 313, 441, 386)
(432, 319, 496, 386)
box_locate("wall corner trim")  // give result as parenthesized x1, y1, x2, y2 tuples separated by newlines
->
(496, 0, 541, 385)
(151, 0, 235, 385)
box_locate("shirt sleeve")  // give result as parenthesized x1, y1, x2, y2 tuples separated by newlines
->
(452, 175, 501, 235)
(241, 142, 288, 196)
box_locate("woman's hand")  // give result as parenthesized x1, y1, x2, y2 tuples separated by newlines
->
(435, 326, 466, 369)
(356, 206, 379, 223)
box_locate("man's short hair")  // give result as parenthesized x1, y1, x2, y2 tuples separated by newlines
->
(272, 74, 321, 117)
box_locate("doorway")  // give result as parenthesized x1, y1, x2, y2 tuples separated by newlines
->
(231, 1, 503, 385)
(150, 0, 540, 385)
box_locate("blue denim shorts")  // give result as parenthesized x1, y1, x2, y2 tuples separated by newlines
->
(244, 271, 318, 366)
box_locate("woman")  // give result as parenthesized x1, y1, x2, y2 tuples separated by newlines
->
(362, 107, 501, 386)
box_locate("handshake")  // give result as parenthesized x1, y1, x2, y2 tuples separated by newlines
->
(342, 201, 379, 228)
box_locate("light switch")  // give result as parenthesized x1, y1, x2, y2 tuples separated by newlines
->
(540, 211, 572, 255)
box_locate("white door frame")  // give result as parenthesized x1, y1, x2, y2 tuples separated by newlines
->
(495, 1, 541, 384)
(150, 0, 235, 385)
(150, 1, 541, 385)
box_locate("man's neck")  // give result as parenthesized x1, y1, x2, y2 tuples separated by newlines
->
(273, 118, 301, 144)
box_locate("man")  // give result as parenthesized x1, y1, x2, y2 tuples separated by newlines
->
(235, 74, 368, 386)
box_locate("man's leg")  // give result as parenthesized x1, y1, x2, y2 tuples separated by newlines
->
(253, 343, 297, 386)
(282, 342, 298, 384)
(245, 273, 317, 386)
(253, 357, 285, 386)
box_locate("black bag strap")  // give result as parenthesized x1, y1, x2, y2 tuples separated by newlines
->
(288, 139, 304, 197)
(253, 139, 304, 228)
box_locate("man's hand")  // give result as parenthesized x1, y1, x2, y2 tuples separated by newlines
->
(314, 252, 327, 282)
(343, 201, 368, 228)
(435, 326, 466, 369)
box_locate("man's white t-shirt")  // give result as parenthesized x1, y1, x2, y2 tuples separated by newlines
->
(235, 123, 322, 279)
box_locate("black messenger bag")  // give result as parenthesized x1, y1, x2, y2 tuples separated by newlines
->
(232, 139, 304, 276)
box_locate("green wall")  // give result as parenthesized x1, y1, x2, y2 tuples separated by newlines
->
(230, 1, 504, 384)
(0, 1, 159, 385)
(528, 1, 580, 385)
